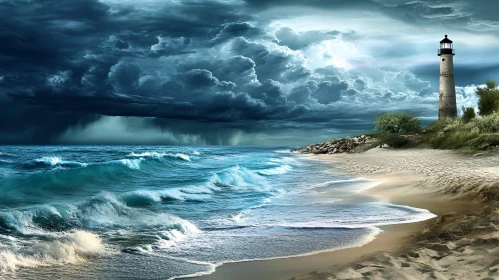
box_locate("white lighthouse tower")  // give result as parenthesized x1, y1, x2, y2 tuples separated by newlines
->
(438, 35, 457, 119)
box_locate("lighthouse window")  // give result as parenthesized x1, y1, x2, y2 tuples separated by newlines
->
(442, 58, 445, 61)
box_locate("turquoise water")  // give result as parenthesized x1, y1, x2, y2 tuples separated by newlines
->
(0, 146, 435, 279)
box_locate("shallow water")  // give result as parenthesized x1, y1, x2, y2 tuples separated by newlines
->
(0, 146, 435, 279)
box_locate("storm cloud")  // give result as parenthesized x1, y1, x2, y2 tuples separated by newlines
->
(1, 0, 499, 145)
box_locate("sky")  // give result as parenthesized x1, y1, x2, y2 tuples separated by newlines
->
(1, 0, 499, 145)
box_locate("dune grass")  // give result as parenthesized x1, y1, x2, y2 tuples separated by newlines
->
(427, 114, 499, 150)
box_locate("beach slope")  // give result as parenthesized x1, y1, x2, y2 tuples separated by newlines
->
(293, 148, 499, 280)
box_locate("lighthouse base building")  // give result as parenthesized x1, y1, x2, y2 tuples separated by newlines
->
(438, 35, 457, 120)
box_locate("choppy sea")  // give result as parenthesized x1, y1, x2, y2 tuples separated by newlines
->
(0, 146, 435, 279)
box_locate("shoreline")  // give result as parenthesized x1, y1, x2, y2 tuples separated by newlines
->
(195, 148, 499, 280)
(292, 149, 499, 279)
(194, 154, 465, 280)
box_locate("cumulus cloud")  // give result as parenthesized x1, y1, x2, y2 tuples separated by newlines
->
(275, 27, 341, 50)
(0, 0, 498, 144)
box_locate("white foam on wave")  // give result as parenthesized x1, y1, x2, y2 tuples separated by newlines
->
(1, 191, 201, 248)
(182, 184, 220, 194)
(258, 165, 292, 175)
(36, 156, 62, 165)
(128, 152, 191, 161)
(307, 178, 364, 189)
(117, 158, 144, 170)
(160, 189, 208, 201)
(212, 165, 270, 191)
(232, 213, 245, 222)
(156, 225, 200, 249)
(175, 153, 191, 162)
(271, 202, 436, 229)
(0, 205, 73, 236)
(34, 156, 88, 167)
(146, 254, 216, 280)
(0, 230, 106, 272)
(273, 149, 291, 154)
(120, 184, 219, 207)
(269, 157, 297, 164)
(374, 203, 438, 226)
(159, 189, 210, 201)
(249, 197, 273, 209)
(168, 226, 382, 280)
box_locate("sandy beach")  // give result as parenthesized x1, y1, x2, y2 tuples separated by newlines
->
(197, 148, 499, 280)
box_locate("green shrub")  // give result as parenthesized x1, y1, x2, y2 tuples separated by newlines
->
(476, 81, 499, 116)
(374, 112, 421, 134)
(426, 114, 499, 149)
(469, 113, 499, 133)
(428, 129, 479, 149)
(379, 133, 410, 148)
(461, 106, 476, 123)
(468, 134, 499, 150)
(426, 120, 452, 134)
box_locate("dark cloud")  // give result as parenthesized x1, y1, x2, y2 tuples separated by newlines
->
(312, 80, 349, 104)
(0, 0, 497, 144)
(276, 27, 340, 50)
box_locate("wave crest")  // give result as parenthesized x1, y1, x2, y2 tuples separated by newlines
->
(210, 165, 270, 191)
(0, 230, 106, 272)
(258, 165, 292, 175)
(33, 157, 88, 168)
(128, 152, 191, 162)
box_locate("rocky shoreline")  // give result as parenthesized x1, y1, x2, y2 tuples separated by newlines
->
(291, 135, 375, 154)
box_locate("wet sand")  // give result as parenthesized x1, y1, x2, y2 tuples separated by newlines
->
(196, 148, 499, 280)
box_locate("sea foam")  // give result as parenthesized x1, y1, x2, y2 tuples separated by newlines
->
(117, 158, 144, 170)
(258, 165, 293, 175)
(128, 152, 191, 161)
(34, 156, 88, 168)
(0, 230, 106, 272)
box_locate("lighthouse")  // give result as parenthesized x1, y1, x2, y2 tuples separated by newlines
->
(438, 35, 457, 120)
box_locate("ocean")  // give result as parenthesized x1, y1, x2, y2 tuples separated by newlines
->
(0, 146, 436, 279)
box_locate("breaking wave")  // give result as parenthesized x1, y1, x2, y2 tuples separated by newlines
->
(0, 190, 200, 270)
(0, 146, 438, 279)
(258, 165, 293, 175)
(32, 156, 88, 168)
(128, 152, 191, 162)
(0, 230, 106, 272)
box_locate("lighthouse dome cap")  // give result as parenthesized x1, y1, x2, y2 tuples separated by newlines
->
(440, 35, 453, 43)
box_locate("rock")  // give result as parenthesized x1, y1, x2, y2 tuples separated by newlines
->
(290, 135, 376, 154)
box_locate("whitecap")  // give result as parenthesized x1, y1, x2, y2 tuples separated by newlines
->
(211, 165, 270, 191)
(0, 230, 106, 272)
(128, 152, 191, 161)
(35, 156, 63, 166)
(117, 158, 143, 169)
(258, 165, 292, 175)
(34, 156, 88, 167)
(273, 149, 291, 154)
(232, 213, 245, 222)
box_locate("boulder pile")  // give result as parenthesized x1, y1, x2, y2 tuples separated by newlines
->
(291, 135, 375, 154)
